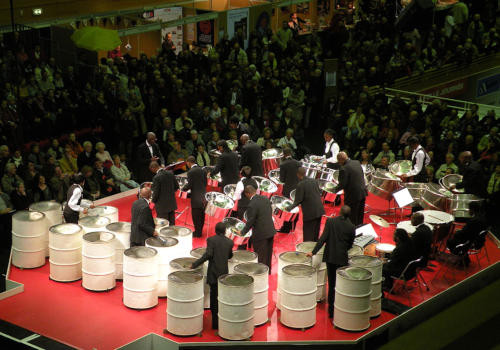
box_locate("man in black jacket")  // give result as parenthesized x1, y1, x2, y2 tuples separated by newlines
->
(182, 156, 207, 237)
(451, 151, 486, 197)
(130, 187, 159, 246)
(382, 228, 416, 290)
(192, 222, 233, 330)
(150, 161, 178, 225)
(137, 132, 165, 183)
(240, 134, 264, 176)
(279, 147, 300, 198)
(308, 205, 355, 318)
(288, 167, 325, 241)
(335, 152, 366, 226)
(410, 212, 433, 267)
(210, 140, 239, 189)
(239, 185, 276, 272)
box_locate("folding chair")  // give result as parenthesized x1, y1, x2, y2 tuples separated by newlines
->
(468, 230, 491, 268)
(388, 257, 425, 306)
(432, 241, 470, 283)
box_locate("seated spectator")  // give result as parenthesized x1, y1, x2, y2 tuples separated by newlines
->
(49, 166, 70, 203)
(0, 183, 13, 219)
(435, 153, 459, 179)
(11, 182, 31, 210)
(46, 138, 64, 160)
(378, 155, 390, 170)
(277, 128, 297, 151)
(94, 159, 119, 197)
(32, 174, 53, 202)
(257, 127, 273, 148)
(167, 141, 189, 164)
(22, 161, 39, 193)
(195, 144, 211, 167)
(27, 143, 45, 172)
(186, 130, 205, 155)
(477, 126, 498, 153)
(360, 149, 373, 167)
(95, 142, 113, 167)
(42, 155, 57, 180)
(59, 145, 78, 176)
(373, 142, 396, 166)
(207, 131, 220, 151)
(81, 166, 100, 200)
(446, 201, 487, 266)
(175, 109, 193, 132)
(487, 164, 500, 196)
(67, 133, 83, 157)
(382, 229, 416, 290)
(77, 141, 95, 170)
(10, 150, 24, 170)
(110, 154, 139, 192)
(2, 163, 23, 194)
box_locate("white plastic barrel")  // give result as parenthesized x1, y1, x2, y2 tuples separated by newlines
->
(218, 274, 255, 340)
(296, 241, 327, 302)
(82, 231, 116, 291)
(29, 201, 63, 257)
(349, 255, 383, 317)
(87, 205, 119, 223)
(280, 264, 317, 329)
(334, 266, 372, 331)
(146, 236, 179, 297)
(49, 223, 84, 282)
(123, 246, 159, 309)
(160, 226, 193, 256)
(234, 263, 269, 326)
(106, 222, 131, 279)
(79, 216, 111, 234)
(277, 251, 312, 310)
(228, 250, 258, 274)
(190, 247, 210, 309)
(166, 270, 204, 336)
(12, 211, 48, 269)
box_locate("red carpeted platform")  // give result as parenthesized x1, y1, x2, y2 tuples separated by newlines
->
(0, 191, 499, 350)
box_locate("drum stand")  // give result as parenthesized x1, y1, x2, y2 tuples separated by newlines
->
(175, 206, 192, 228)
(378, 198, 398, 225)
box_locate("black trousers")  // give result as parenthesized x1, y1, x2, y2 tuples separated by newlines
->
(158, 211, 175, 226)
(63, 210, 79, 224)
(303, 217, 322, 242)
(209, 282, 219, 329)
(191, 207, 205, 237)
(326, 263, 342, 315)
(345, 197, 365, 227)
(253, 237, 274, 273)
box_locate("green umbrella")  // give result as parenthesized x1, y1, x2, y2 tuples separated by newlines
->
(71, 26, 121, 52)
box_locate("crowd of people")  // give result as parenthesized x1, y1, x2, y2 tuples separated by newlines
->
(0, 0, 498, 218)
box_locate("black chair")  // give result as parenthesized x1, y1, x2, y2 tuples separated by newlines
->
(388, 256, 426, 306)
(468, 230, 490, 268)
(432, 240, 471, 283)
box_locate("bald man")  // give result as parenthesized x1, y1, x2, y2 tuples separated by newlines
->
(240, 134, 264, 176)
(137, 132, 165, 183)
(451, 151, 486, 197)
(335, 152, 366, 226)
(130, 187, 159, 246)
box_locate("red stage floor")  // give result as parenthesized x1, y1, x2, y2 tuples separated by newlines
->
(1, 192, 499, 350)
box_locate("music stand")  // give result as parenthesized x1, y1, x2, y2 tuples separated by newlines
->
(355, 223, 379, 239)
(392, 187, 414, 221)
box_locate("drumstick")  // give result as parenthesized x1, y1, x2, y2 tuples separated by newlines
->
(426, 214, 445, 223)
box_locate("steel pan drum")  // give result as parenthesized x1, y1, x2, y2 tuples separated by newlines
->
(290, 189, 296, 202)
(223, 217, 251, 245)
(227, 140, 238, 151)
(252, 176, 277, 197)
(318, 179, 339, 202)
(203, 167, 222, 187)
(209, 149, 221, 159)
(301, 161, 321, 179)
(362, 164, 375, 186)
(224, 184, 237, 198)
(205, 192, 234, 220)
(367, 169, 402, 200)
(175, 176, 189, 199)
(403, 182, 427, 206)
(268, 169, 283, 194)
(270, 195, 299, 227)
(389, 160, 412, 177)
(440, 174, 464, 193)
(262, 148, 283, 175)
(421, 183, 452, 212)
(448, 194, 484, 219)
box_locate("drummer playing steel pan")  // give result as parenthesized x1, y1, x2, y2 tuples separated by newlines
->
(400, 136, 430, 183)
(323, 129, 340, 170)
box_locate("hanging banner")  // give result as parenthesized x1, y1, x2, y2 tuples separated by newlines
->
(197, 20, 214, 46)
(227, 8, 249, 49)
(150, 7, 183, 54)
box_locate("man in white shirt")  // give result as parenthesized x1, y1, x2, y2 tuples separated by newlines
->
(63, 174, 94, 223)
(323, 129, 340, 170)
(402, 136, 430, 183)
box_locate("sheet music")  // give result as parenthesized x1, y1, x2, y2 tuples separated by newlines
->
(393, 187, 414, 208)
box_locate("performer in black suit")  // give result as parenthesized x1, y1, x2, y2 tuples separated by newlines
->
(382, 229, 416, 289)
(450, 151, 486, 197)
(136, 132, 165, 183)
(308, 205, 355, 318)
(183, 156, 207, 237)
(130, 187, 159, 246)
(279, 147, 300, 198)
(410, 212, 433, 267)
(63, 173, 94, 223)
(288, 167, 325, 242)
(192, 222, 233, 330)
(210, 140, 239, 189)
(239, 185, 276, 272)
(239, 134, 264, 176)
(150, 161, 178, 225)
(335, 152, 367, 226)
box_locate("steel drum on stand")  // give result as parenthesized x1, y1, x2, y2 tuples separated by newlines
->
(175, 176, 189, 199)
(205, 192, 234, 221)
(270, 196, 299, 230)
(389, 160, 412, 177)
(223, 217, 252, 246)
(367, 169, 402, 200)
(440, 174, 464, 193)
(262, 148, 283, 176)
(403, 182, 427, 207)
(448, 194, 484, 219)
(203, 167, 222, 187)
(234, 263, 269, 326)
(252, 176, 278, 198)
(223, 184, 238, 211)
(421, 183, 452, 212)
(268, 169, 283, 194)
(29, 201, 63, 257)
(11, 211, 48, 268)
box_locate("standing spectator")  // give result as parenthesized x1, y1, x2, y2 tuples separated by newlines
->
(136, 132, 164, 183)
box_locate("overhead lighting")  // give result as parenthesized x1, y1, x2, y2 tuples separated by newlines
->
(32, 8, 43, 16)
